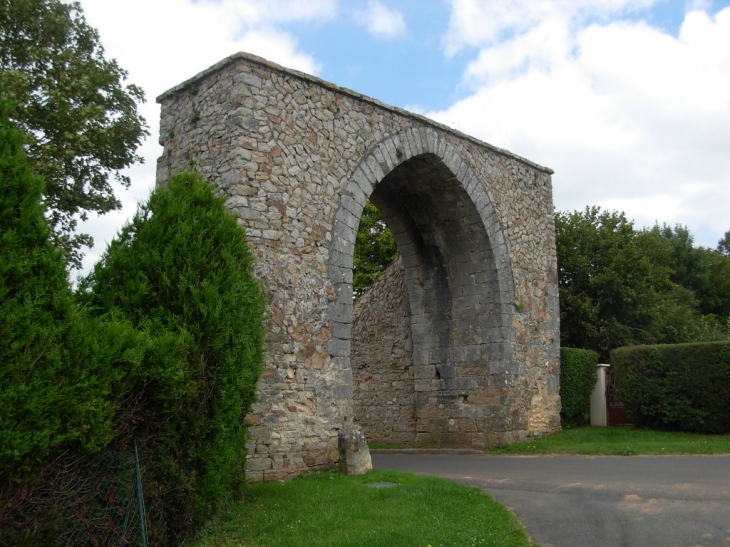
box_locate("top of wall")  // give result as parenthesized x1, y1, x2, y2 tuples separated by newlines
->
(157, 52, 554, 175)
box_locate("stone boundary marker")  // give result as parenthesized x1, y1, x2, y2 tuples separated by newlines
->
(156, 52, 561, 482)
(338, 427, 372, 475)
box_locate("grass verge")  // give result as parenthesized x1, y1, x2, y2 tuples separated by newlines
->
(194, 469, 535, 547)
(485, 426, 730, 456)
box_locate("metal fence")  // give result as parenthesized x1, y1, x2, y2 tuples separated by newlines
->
(0, 442, 149, 546)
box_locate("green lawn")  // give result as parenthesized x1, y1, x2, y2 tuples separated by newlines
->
(485, 426, 730, 456)
(194, 469, 535, 547)
(195, 426, 730, 546)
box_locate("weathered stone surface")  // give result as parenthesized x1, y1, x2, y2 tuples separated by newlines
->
(338, 427, 372, 476)
(353, 258, 415, 445)
(156, 52, 561, 481)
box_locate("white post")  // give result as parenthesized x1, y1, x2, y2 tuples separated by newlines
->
(590, 364, 610, 426)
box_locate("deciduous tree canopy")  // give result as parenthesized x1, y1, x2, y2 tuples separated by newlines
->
(556, 208, 730, 358)
(0, 0, 148, 266)
(718, 229, 730, 258)
(353, 201, 398, 297)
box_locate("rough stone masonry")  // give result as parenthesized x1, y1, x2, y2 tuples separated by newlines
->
(156, 52, 561, 481)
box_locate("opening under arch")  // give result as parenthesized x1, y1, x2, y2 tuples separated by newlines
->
(341, 143, 518, 448)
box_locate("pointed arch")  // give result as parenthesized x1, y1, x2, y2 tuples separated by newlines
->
(328, 127, 519, 448)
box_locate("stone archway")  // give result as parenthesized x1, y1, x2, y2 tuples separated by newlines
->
(156, 52, 561, 481)
(330, 130, 519, 448)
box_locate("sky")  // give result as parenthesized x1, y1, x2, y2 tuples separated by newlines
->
(74, 0, 730, 276)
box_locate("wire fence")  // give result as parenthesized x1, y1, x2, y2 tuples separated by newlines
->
(0, 442, 149, 546)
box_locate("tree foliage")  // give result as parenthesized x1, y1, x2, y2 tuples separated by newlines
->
(650, 224, 730, 319)
(718, 229, 730, 258)
(80, 171, 267, 544)
(555, 207, 729, 359)
(353, 201, 398, 296)
(0, 100, 145, 476)
(556, 207, 671, 357)
(0, 0, 148, 266)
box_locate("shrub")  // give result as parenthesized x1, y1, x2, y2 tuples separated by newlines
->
(560, 347, 599, 427)
(0, 100, 158, 547)
(0, 101, 144, 476)
(611, 342, 730, 433)
(80, 171, 267, 545)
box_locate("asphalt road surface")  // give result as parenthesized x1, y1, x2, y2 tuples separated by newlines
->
(372, 451, 730, 547)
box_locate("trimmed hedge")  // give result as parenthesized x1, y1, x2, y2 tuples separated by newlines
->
(560, 347, 599, 427)
(611, 342, 730, 433)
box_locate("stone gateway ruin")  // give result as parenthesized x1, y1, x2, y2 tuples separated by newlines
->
(156, 53, 561, 481)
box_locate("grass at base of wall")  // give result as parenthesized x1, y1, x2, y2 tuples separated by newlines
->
(193, 469, 536, 547)
(485, 426, 730, 456)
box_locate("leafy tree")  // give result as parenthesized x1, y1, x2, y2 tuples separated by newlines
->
(81, 171, 267, 544)
(354, 201, 398, 296)
(557, 209, 729, 358)
(555, 207, 676, 358)
(719, 229, 730, 257)
(0, 0, 148, 266)
(650, 224, 730, 322)
(651, 224, 707, 292)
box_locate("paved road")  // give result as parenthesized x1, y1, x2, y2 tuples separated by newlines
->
(372, 452, 730, 547)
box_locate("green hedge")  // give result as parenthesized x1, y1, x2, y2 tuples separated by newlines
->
(0, 104, 145, 474)
(0, 102, 165, 547)
(560, 347, 599, 427)
(611, 342, 730, 433)
(81, 171, 267, 545)
(1, 97, 266, 545)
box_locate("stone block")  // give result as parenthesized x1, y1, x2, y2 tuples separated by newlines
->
(414, 379, 432, 391)
(327, 302, 353, 323)
(413, 364, 436, 379)
(338, 427, 372, 475)
(332, 322, 352, 340)
(490, 360, 523, 376)
(333, 384, 353, 400)
(445, 377, 476, 391)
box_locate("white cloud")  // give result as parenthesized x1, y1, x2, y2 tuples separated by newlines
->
(234, 27, 322, 74)
(442, 0, 661, 55)
(462, 16, 573, 85)
(80, 0, 322, 94)
(355, 0, 407, 39)
(685, 0, 712, 11)
(430, 3, 730, 247)
(217, 0, 339, 26)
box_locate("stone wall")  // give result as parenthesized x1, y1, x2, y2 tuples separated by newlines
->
(352, 258, 415, 445)
(156, 52, 561, 481)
